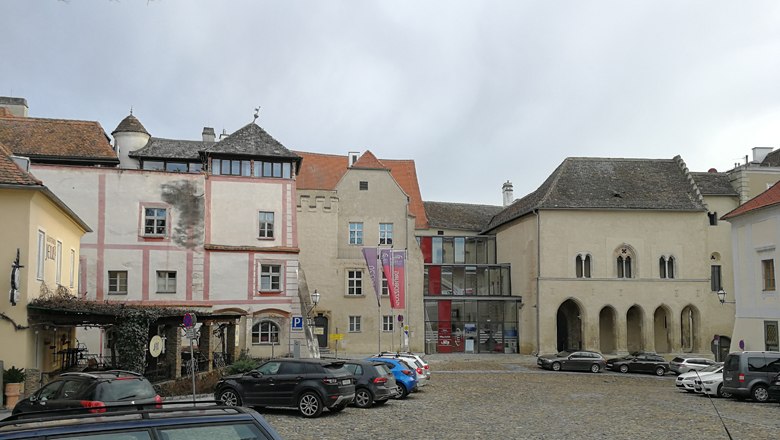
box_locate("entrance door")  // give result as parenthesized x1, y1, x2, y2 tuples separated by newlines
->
(479, 322, 503, 353)
(314, 315, 328, 348)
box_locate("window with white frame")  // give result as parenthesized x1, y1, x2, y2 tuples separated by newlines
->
(763, 259, 776, 291)
(383, 315, 394, 332)
(55, 240, 63, 285)
(252, 320, 280, 344)
(108, 271, 128, 295)
(349, 316, 362, 332)
(347, 270, 363, 295)
(37, 230, 45, 280)
(260, 264, 282, 291)
(379, 223, 393, 245)
(144, 207, 168, 236)
(349, 222, 363, 245)
(156, 271, 176, 293)
(259, 211, 274, 239)
(381, 272, 389, 296)
(575, 254, 591, 278)
(659, 256, 675, 279)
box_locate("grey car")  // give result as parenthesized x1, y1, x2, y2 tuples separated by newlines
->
(722, 351, 780, 402)
(537, 351, 606, 373)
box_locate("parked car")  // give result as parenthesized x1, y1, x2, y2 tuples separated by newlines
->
(1, 401, 282, 440)
(343, 359, 397, 408)
(366, 357, 418, 399)
(768, 372, 780, 402)
(722, 351, 780, 402)
(606, 352, 669, 375)
(215, 358, 356, 418)
(12, 370, 161, 416)
(374, 352, 430, 386)
(676, 362, 723, 392)
(670, 356, 717, 374)
(537, 350, 606, 373)
(698, 371, 732, 398)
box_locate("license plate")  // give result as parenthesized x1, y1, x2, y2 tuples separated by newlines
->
(341, 379, 351, 385)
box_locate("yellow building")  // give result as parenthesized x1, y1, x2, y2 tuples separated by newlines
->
(0, 142, 90, 376)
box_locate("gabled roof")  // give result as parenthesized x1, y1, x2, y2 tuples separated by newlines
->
(424, 201, 504, 231)
(295, 151, 428, 229)
(203, 123, 300, 160)
(691, 172, 738, 196)
(0, 115, 118, 165)
(130, 138, 212, 160)
(761, 149, 780, 167)
(112, 114, 149, 136)
(484, 157, 707, 232)
(351, 150, 387, 169)
(0, 142, 41, 186)
(722, 180, 780, 220)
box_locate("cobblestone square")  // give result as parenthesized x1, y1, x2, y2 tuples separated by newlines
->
(261, 355, 780, 440)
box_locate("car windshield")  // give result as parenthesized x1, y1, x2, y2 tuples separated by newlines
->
(699, 363, 723, 373)
(97, 379, 156, 401)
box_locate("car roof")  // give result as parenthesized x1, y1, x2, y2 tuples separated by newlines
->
(58, 370, 146, 380)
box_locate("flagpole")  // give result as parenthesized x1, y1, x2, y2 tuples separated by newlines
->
(377, 246, 381, 354)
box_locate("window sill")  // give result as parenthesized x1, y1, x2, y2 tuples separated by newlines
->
(156, 291, 177, 294)
(252, 342, 280, 346)
(108, 292, 128, 295)
(259, 291, 283, 295)
(257, 237, 275, 241)
(348, 331, 361, 333)
(345, 294, 365, 298)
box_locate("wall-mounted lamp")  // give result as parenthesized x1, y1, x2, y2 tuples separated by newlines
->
(716, 289, 736, 305)
(305, 289, 321, 318)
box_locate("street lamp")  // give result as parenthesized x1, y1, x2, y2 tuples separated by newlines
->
(305, 289, 320, 325)
(716, 289, 736, 305)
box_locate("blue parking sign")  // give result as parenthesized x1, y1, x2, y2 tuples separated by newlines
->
(292, 316, 304, 331)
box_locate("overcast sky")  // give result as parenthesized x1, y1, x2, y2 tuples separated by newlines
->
(2, 1, 780, 205)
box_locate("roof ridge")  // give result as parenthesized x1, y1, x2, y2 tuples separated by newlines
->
(674, 155, 706, 208)
(0, 115, 100, 126)
(537, 158, 569, 206)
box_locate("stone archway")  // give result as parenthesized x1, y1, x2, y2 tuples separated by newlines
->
(653, 306, 672, 353)
(680, 305, 700, 352)
(599, 306, 618, 354)
(626, 305, 644, 353)
(556, 299, 583, 352)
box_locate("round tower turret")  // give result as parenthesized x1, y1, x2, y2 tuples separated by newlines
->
(112, 112, 150, 169)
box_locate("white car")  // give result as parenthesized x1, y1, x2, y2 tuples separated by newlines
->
(676, 363, 722, 392)
(699, 371, 733, 398)
(374, 352, 431, 387)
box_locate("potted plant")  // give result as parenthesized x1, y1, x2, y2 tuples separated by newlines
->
(3, 366, 25, 410)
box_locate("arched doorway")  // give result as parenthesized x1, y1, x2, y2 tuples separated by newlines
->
(314, 314, 328, 348)
(599, 306, 617, 354)
(556, 299, 582, 352)
(680, 305, 700, 352)
(626, 305, 644, 353)
(653, 306, 671, 353)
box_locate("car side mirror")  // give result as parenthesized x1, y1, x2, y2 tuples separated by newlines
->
(249, 371, 262, 378)
(29, 395, 38, 402)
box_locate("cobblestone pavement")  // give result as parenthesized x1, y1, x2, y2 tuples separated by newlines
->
(260, 355, 780, 440)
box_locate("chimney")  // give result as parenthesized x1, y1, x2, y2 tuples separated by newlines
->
(752, 147, 774, 164)
(219, 129, 229, 141)
(348, 151, 359, 167)
(502, 181, 514, 207)
(202, 127, 216, 142)
(0, 97, 28, 117)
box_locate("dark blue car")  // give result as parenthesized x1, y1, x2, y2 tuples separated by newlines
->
(366, 357, 418, 399)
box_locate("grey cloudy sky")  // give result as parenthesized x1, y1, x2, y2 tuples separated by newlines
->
(2, 0, 780, 205)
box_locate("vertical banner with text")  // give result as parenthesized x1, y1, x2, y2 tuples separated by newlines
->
(361, 247, 382, 307)
(380, 249, 406, 310)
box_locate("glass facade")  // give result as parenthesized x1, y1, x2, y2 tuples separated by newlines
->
(419, 235, 519, 354)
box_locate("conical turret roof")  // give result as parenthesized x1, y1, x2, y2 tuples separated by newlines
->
(112, 113, 149, 136)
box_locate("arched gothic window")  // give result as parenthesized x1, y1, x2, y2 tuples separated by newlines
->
(575, 254, 592, 278)
(659, 256, 675, 279)
(252, 320, 280, 344)
(616, 246, 634, 279)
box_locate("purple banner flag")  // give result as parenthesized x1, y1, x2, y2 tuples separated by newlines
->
(362, 247, 382, 307)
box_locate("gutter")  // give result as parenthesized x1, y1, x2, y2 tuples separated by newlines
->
(535, 209, 541, 354)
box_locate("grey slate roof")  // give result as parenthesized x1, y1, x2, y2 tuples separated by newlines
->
(484, 157, 707, 232)
(112, 114, 149, 136)
(129, 138, 213, 160)
(690, 172, 738, 196)
(424, 201, 504, 232)
(203, 123, 300, 160)
(761, 149, 780, 167)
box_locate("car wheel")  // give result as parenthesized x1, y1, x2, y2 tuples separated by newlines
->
(619, 364, 629, 374)
(298, 392, 323, 418)
(717, 384, 732, 399)
(655, 366, 666, 376)
(551, 362, 562, 372)
(394, 383, 409, 399)
(751, 384, 770, 403)
(354, 388, 374, 408)
(590, 363, 601, 373)
(218, 388, 242, 407)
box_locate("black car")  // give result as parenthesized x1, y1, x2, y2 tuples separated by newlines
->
(215, 358, 356, 418)
(12, 370, 161, 415)
(1, 401, 282, 440)
(606, 352, 669, 376)
(537, 351, 607, 373)
(343, 360, 397, 408)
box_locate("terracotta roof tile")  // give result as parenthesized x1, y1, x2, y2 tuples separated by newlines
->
(722, 180, 780, 220)
(295, 151, 428, 229)
(0, 116, 118, 164)
(351, 150, 387, 169)
(0, 142, 41, 186)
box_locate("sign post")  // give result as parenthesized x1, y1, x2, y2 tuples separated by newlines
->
(183, 313, 197, 404)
